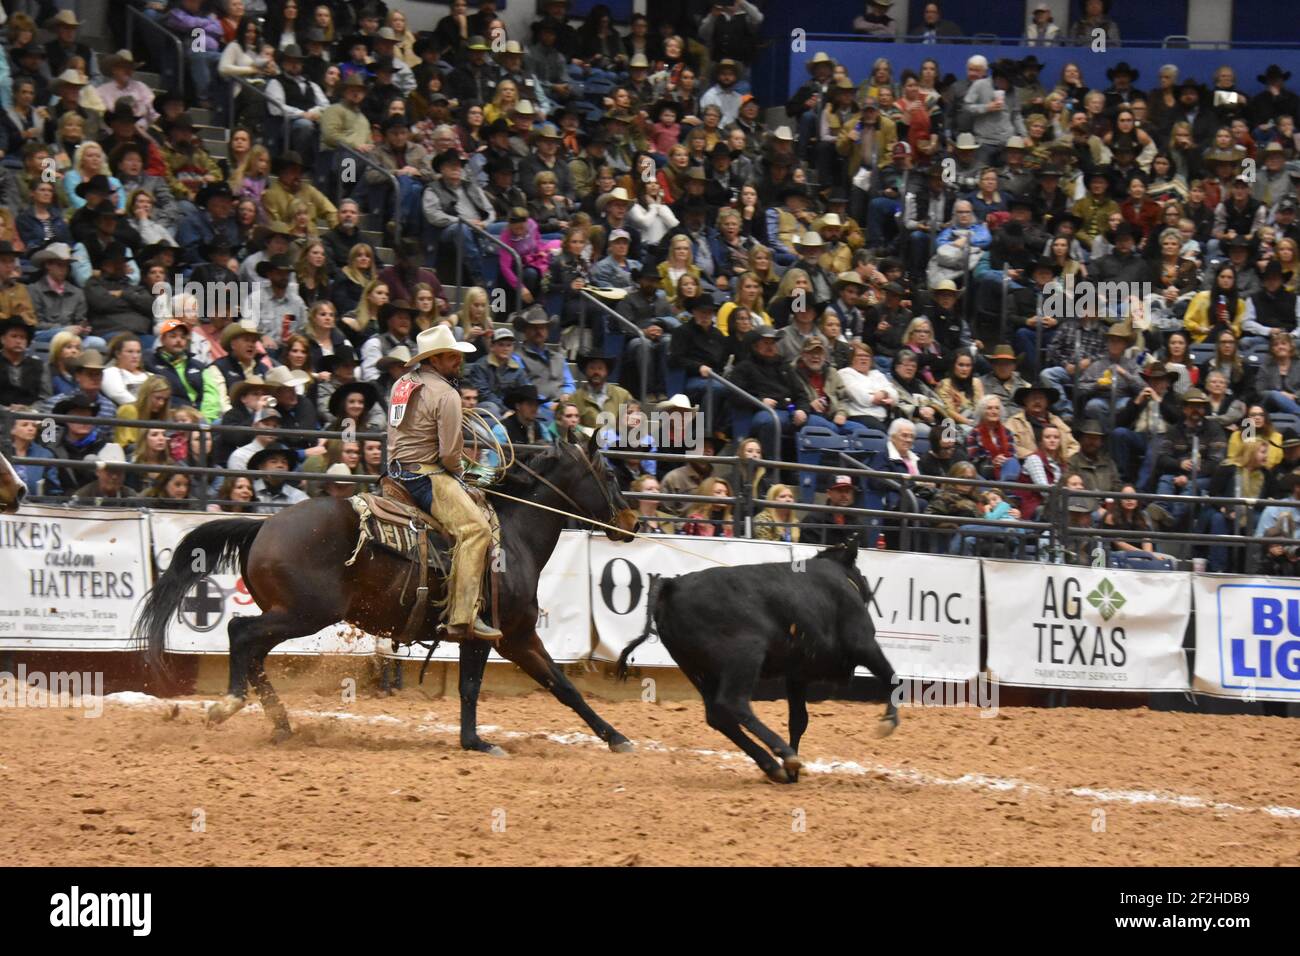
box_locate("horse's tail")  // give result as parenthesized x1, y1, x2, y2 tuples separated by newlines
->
(616, 574, 671, 680)
(134, 518, 263, 677)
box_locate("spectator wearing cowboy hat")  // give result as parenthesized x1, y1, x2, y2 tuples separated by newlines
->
(320, 73, 374, 152)
(1250, 65, 1299, 131)
(517, 122, 573, 201)
(365, 115, 434, 235)
(464, 326, 530, 418)
(248, 442, 309, 513)
(492, 384, 558, 446)
(513, 305, 573, 415)
(237, 221, 295, 285)
(254, 252, 307, 347)
(1076, 322, 1143, 422)
(979, 344, 1030, 417)
(212, 320, 273, 391)
(159, 114, 222, 205)
(72, 443, 133, 507)
(176, 181, 240, 268)
(48, 68, 102, 145)
(264, 43, 330, 157)
(83, 241, 153, 339)
(38, 348, 113, 418)
(147, 317, 226, 422)
(263, 150, 338, 232)
(1068, 420, 1122, 493)
(1005, 383, 1079, 461)
(1110, 360, 1183, 490)
(29, 243, 94, 346)
(0, 316, 41, 406)
(423, 149, 495, 285)
(360, 300, 418, 383)
(325, 378, 383, 433)
(95, 49, 157, 126)
(1039, 296, 1111, 415)
(109, 139, 175, 224)
(373, 345, 411, 410)
(570, 350, 633, 429)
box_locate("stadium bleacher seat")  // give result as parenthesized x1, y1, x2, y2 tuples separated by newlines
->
(1108, 552, 1177, 571)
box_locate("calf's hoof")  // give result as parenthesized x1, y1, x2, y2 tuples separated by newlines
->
(783, 754, 805, 782)
(609, 739, 635, 754)
(764, 765, 791, 784)
(270, 726, 293, 744)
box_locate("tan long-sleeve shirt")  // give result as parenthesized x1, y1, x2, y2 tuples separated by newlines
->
(387, 367, 464, 473)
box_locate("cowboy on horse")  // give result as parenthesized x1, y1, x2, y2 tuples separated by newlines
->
(386, 325, 503, 643)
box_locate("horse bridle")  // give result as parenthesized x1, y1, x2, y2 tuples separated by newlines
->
(509, 442, 624, 528)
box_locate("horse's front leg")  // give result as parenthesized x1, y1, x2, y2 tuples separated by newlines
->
(458, 637, 507, 756)
(497, 631, 634, 753)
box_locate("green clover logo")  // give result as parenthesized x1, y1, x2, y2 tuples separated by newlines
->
(1086, 578, 1126, 621)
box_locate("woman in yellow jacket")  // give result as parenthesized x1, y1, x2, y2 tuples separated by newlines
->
(1183, 264, 1247, 342)
(1226, 405, 1284, 468)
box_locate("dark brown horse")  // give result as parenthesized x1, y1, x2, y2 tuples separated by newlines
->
(0, 451, 27, 513)
(135, 433, 641, 754)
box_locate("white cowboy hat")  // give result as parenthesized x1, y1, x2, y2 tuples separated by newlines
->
(656, 393, 695, 412)
(31, 242, 74, 266)
(410, 325, 476, 364)
(325, 463, 354, 478)
(90, 443, 126, 466)
(263, 366, 313, 389)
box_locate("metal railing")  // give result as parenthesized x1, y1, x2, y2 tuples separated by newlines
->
(125, 6, 185, 103)
(9, 410, 386, 511)
(801, 32, 1300, 50)
(455, 219, 522, 315)
(14, 414, 1300, 570)
(578, 289, 650, 407)
(229, 75, 290, 153)
(708, 373, 783, 462)
(335, 143, 403, 247)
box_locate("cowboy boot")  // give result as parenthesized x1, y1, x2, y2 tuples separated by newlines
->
(443, 616, 503, 642)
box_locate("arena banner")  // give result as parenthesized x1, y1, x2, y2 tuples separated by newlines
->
(788, 546, 982, 682)
(148, 512, 375, 655)
(381, 530, 593, 664)
(590, 535, 795, 667)
(983, 560, 1190, 692)
(1192, 576, 1300, 702)
(0, 505, 151, 651)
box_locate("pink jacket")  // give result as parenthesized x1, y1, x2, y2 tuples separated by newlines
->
(498, 220, 554, 289)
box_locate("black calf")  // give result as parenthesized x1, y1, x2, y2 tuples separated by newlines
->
(617, 540, 899, 783)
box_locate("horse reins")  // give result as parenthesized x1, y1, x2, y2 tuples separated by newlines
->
(484, 444, 736, 568)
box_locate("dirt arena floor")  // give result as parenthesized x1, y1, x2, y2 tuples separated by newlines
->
(2, 690, 1298, 866)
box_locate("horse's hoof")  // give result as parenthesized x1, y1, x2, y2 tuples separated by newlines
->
(873, 712, 900, 739)
(783, 754, 805, 781)
(270, 727, 293, 744)
(206, 695, 245, 725)
(764, 765, 791, 784)
(609, 739, 635, 754)
(486, 745, 509, 758)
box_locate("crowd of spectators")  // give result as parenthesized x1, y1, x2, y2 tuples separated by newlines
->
(0, 1, 1299, 572)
